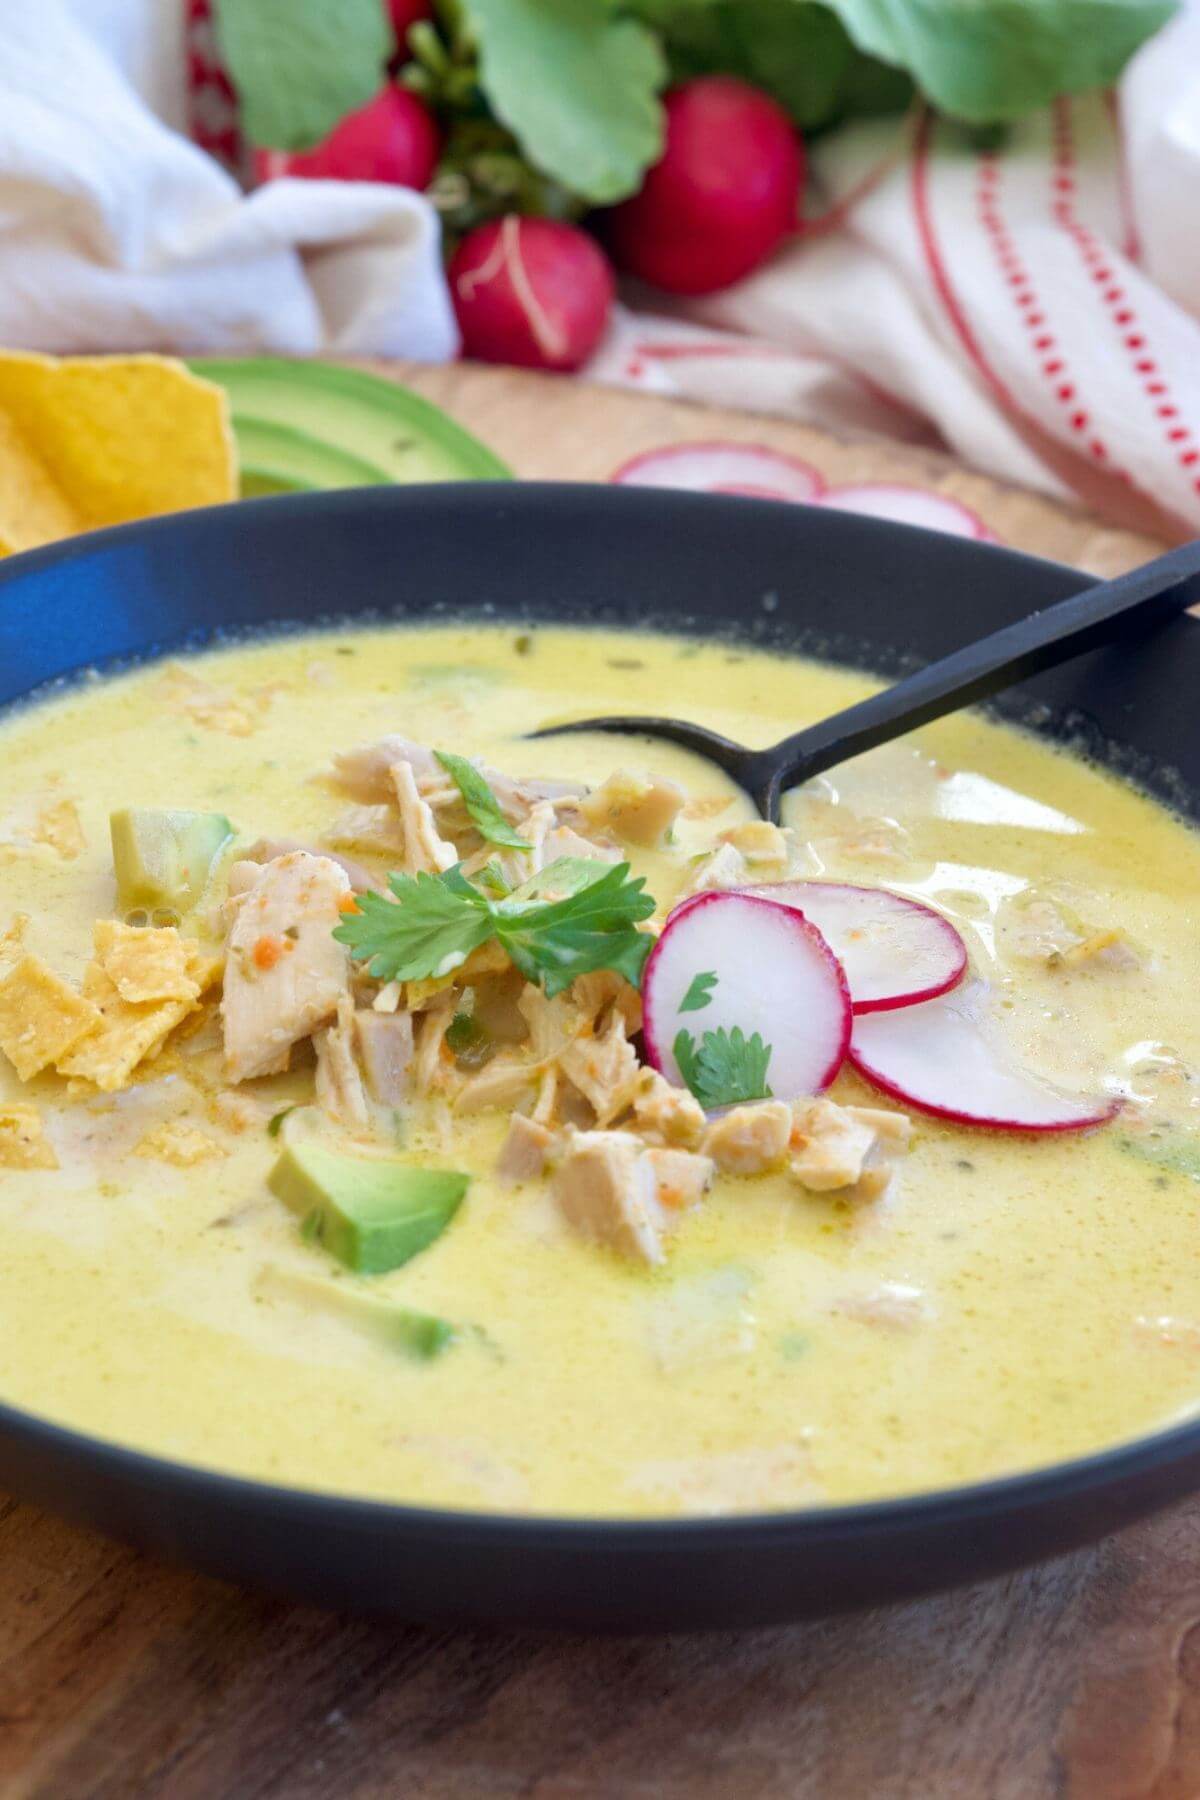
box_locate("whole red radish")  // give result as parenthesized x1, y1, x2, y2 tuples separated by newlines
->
(607, 76, 802, 296)
(386, 0, 433, 59)
(449, 217, 615, 373)
(253, 86, 439, 190)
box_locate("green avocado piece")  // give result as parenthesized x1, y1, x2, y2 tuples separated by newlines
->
(189, 357, 512, 487)
(233, 416, 392, 498)
(110, 807, 234, 917)
(258, 1264, 456, 1360)
(269, 1141, 468, 1275)
(1121, 1133, 1200, 1181)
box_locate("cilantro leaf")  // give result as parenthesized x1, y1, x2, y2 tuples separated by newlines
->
(461, 0, 666, 204)
(212, 0, 389, 151)
(333, 869, 493, 982)
(679, 970, 718, 1014)
(435, 750, 531, 851)
(334, 856, 655, 997)
(673, 1026, 774, 1110)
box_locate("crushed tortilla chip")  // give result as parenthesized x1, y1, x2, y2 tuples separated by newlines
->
(55, 963, 198, 1093)
(94, 920, 199, 1004)
(0, 1103, 58, 1170)
(0, 915, 30, 982)
(134, 1121, 224, 1167)
(0, 352, 236, 557)
(0, 955, 101, 1081)
(186, 943, 226, 995)
(0, 792, 86, 860)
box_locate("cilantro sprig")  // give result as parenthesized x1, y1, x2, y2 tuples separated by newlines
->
(679, 970, 717, 1013)
(334, 856, 655, 998)
(674, 1026, 773, 1111)
(434, 750, 531, 852)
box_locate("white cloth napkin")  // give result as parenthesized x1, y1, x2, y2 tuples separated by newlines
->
(0, 0, 457, 359)
(598, 8, 1200, 539)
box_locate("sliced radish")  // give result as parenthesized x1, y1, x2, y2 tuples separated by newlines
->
(642, 891, 850, 1101)
(849, 983, 1118, 1132)
(741, 881, 967, 1014)
(612, 442, 824, 504)
(821, 483, 996, 542)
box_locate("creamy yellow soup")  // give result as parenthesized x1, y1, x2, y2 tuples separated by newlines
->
(1, 623, 1199, 1518)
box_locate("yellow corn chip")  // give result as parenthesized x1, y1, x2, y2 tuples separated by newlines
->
(0, 1103, 58, 1170)
(56, 963, 197, 1093)
(134, 1121, 224, 1167)
(0, 915, 30, 982)
(186, 943, 226, 995)
(94, 919, 199, 1004)
(0, 352, 236, 557)
(0, 954, 101, 1081)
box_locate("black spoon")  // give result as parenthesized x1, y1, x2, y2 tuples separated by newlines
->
(529, 537, 1200, 822)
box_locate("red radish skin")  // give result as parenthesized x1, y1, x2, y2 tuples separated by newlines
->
(252, 86, 439, 190)
(821, 484, 997, 542)
(449, 217, 615, 373)
(642, 891, 851, 1101)
(386, 0, 433, 59)
(849, 984, 1120, 1133)
(741, 881, 968, 1014)
(612, 442, 823, 503)
(606, 77, 803, 296)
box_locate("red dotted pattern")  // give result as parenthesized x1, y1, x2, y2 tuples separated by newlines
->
(1051, 99, 1200, 497)
(975, 151, 1120, 474)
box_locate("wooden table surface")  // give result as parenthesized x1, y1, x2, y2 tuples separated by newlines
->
(2, 363, 1190, 1800)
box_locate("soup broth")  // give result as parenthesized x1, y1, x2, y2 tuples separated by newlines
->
(0, 623, 1197, 1517)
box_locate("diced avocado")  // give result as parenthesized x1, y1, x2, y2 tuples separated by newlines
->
(257, 1264, 456, 1360)
(233, 417, 391, 498)
(110, 807, 234, 916)
(188, 358, 512, 488)
(269, 1141, 468, 1275)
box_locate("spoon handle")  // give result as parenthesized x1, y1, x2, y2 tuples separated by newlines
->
(756, 537, 1200, 819)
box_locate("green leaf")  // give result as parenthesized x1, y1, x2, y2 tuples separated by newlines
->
(435, 749, 532, 851)
(335, 856, 656, 996)
(460, 0, 667, 203)
(630, 0, 912, 133)
(212, 0, 389, 151)
(673, 1025, 774, 1109)
(820, 0, 1175, 122)
(333, 869, 493, 982)
(679, 970, 718, 1014)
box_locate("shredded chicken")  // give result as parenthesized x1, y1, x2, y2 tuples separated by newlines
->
(390, 761, 457, 875)
(314, 995, 370, 1129)
(702, 1100, 792, 1176)
(560, 1015, 642, 1126)
(354, 1009, 414, 1105)
(322, 804, 407, 859)
(412, 999, 458, 1097)
(243, 836, 381, 894)
(831, 1282, 932, 1330)
(788, 1098, 910, 1196)
(222, 851, 352, 1083)
(454, 1050, 541, 1116)
(553, 1130, 713, 1264)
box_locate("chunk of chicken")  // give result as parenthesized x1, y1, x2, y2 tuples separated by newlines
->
(719, 820, 789, 871)
(831, 1282, 931, 1331)
(579, 770, 685, 848)
(553, 1131, 713, 1265)
(702, 1100, 792, 1176)
(322, 804, 407, 859)
(353, 1009, 414, 1105)
(391, 761, 457, 875)
(412, 1000, 458, 1097)
(560, 1015, 642, 1126)
(222, 852, 352, 1083)
(332, 735, 584, 814)
(630, 1067, 705, 1149)
(495, 1113, 558, 1184)
(314, 995, 370, 1129)
(242, 837, 380, 893)
(454, 1050, 541, 1116)
(788, 1098, 910, 1196)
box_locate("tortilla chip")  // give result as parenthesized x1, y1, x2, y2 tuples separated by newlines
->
(56, 963, 198, 1093)
(0, 352, 236, 556)
(94, 920, 199, 1005)
(0, 1103, 58, 1170)
(0, 955, 101, 1081)
(0, 916, 30, 983)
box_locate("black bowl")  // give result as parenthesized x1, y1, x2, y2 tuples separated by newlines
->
(0, 484, 1196, 1632)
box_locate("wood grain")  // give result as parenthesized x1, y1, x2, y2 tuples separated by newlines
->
(0, 362, 1182, 1799)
